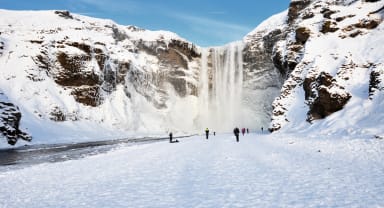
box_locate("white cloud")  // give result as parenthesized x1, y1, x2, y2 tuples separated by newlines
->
(171, 13, 252, 45)
(174, 13, 251, 33)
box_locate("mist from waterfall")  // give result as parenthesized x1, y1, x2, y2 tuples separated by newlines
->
(198, 41, 245, 132)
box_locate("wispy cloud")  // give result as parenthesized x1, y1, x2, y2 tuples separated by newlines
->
(174, 13, 251, 33)
(171, 13, 252, 45)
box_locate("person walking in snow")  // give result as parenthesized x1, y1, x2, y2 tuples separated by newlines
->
(246, 128, 249, 134)
(205, 128, 209, 139)
(241, 128, 245, 136)
(169, 132, 173, 143)
(234, 127, 240, 142)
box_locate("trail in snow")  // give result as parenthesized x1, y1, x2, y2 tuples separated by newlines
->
(0, 133, 383, 207)
(0, 136, 187, 167)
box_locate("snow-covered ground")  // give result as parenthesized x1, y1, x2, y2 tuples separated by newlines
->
(1, 132, 383, 207)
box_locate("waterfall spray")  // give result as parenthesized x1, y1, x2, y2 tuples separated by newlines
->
(199, 41, 244, 132)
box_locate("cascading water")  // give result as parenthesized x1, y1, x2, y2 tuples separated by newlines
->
(198, 41, 245, 132)
(198, 48, 210, 128)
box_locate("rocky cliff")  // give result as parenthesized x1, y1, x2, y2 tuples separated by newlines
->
(0, 10, 203, 144)
(267, 0, 383, 132)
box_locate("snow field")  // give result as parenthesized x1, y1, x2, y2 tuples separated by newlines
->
(0, 133, 383, 207)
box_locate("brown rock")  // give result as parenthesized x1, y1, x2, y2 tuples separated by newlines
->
(321, 21, 340, 33)
(304, 72, 351, 121)
(295, 27, 311, 44)
(288, 0, 312, 23)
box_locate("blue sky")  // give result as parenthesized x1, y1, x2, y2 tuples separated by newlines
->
(0, 0, 290, 46)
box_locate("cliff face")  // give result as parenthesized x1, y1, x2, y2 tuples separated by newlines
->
(0, 10, 203, 144)
(34, 36, 200, 110)
(267, 0, 383, 132)
(242, 12, 288, 129)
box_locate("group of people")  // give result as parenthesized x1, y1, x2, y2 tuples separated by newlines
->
(233, 127, 249, 142)
(170, 126, 264, 143)
(205, 127, 250, 142)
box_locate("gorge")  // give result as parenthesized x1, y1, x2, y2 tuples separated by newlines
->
(0, 0, 383, 145)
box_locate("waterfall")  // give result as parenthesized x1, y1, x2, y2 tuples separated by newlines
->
(198, 48, 210, 128)
(199, 41, 244, 132)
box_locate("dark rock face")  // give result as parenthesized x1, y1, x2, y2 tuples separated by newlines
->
(321, 8, 338, 19)
(321, 20, 340, 33)
(295, 27, 311, 44)
(369, 69, 383, 99)
(49, 106, 66, 121)
(354, 19, 381, 30)
(0, 92, 32, 145)
(56, 52, 99, 87)
(272, 43, 304, 78)
(303, 72, 351, 121)
(70, 86, 101, 107)
(135, 39, 200, 98)
(244, 30, 283, 74)
(54, 11, 73, 19)
(33, 41, 106, 107)
(340, 16, 382, 38)
(262, 29, 284, 54)
(268, 23, 308, 80)
(288, 0, 312, 24)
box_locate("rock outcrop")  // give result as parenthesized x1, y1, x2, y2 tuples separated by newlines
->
(303, 72, 351, 121)
(0, 91, 31, 145)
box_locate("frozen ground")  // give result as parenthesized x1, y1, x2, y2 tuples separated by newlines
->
(0, 132, 383, 208)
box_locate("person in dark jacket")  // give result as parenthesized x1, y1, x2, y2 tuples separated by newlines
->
(205, 128, 209, 139)
(234, 127, 240, 142)
(169, 132, 173, 143)
(169, 132, 178, 143)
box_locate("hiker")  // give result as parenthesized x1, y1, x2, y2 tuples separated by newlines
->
(169, 132, 179, 143)
(213, 131, 216, 136)
(234, 127, 240, 142)
(169, 132, 173, 143)
(261, 127, 264, 133)
(246, 128, 249, 134)
(241, 128, 245, 136)
(205, 128, 209, 139)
